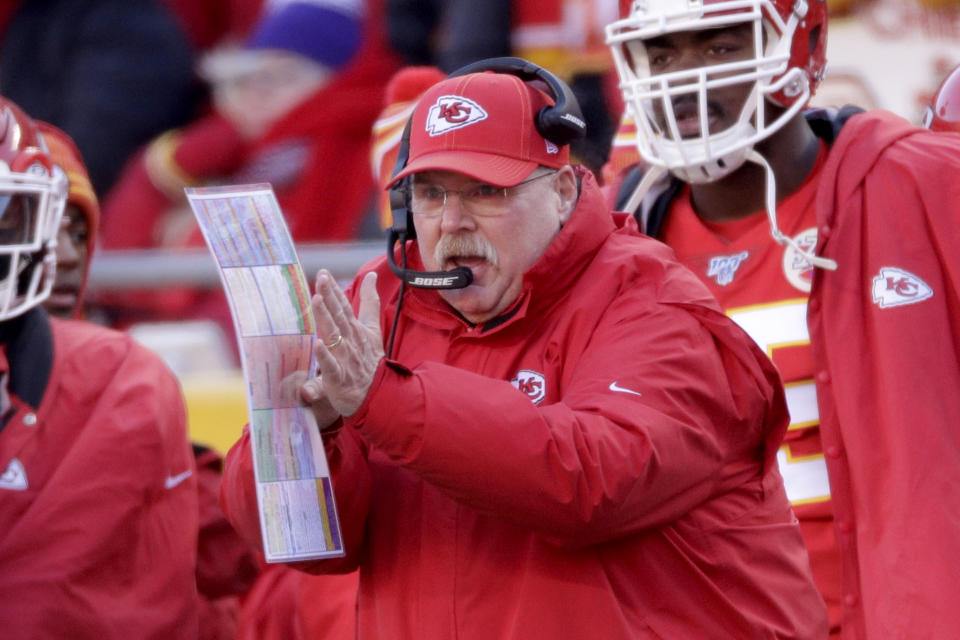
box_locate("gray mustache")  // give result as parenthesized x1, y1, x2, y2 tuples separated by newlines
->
(434, 233, 498, 268)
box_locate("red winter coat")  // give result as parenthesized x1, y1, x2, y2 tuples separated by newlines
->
(222, 171, 827, 638)
(808, 112, 960, 639)
(0, 310, 200, 638)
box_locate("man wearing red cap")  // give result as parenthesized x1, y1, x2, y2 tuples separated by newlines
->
(221, 64, 827, 638)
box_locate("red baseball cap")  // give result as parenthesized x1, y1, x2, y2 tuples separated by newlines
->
(389, 71, 570, 188)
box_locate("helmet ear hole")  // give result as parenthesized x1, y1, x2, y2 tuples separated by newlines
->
(808, 26, 821, 57)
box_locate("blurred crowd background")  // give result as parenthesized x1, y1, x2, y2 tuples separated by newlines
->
(1, 0, 955, 454)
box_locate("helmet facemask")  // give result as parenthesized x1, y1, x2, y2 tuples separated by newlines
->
(607, 0, 816, 183)
(0, 162, 68, 320)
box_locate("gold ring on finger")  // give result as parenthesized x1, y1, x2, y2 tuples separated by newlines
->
(325, 334, 343, 350)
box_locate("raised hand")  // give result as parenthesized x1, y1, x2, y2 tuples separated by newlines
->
(301, 269, 384, 420)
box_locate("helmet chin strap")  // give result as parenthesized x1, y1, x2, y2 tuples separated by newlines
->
(621, 164, 667, 219)
(747, 150, 838, 271)
(622, 150, 839, 272)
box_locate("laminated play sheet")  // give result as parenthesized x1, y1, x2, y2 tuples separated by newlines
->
(186, 183, 343, 562)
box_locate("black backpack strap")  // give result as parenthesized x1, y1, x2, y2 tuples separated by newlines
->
(614, 164, 645, 212)
(804, 104, 866, 145)
(642, 177, 685, 239)
(615, 164, 684, 238)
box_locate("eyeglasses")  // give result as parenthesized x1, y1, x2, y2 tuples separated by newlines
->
(406, 171, 558, 218)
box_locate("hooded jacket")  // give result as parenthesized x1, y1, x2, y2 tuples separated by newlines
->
(807, 111, 960, 639)
(222, 171, 828, 638)
(617, 109, 960, 639)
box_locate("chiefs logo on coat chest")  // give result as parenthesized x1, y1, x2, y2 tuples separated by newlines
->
(511, 369, 546, 404)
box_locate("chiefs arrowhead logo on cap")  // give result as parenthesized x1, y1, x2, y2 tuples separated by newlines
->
(425, 95, 488, 136)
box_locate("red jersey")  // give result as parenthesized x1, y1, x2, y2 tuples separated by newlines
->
(661, 143, 843, 633)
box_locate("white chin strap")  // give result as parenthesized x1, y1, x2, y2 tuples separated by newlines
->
(747, 150, 838, 271)
(622, 153, 839, 272)
(622, 164, 667, 220)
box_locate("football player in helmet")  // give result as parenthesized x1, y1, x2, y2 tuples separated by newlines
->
(0, 99, 68, 319)
(921, 63, 960, 132)
(606, 2, 960, 637)
(0, 96, 201, 638)
(607, 0, 834, 267)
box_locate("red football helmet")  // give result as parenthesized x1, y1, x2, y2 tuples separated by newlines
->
(922, 64, 960, 133)
(0, 96, 68, 320)
(607, 0, 829, 182)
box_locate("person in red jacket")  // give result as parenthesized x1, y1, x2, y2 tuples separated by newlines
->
(102, 0, 396, 250)
(39, 121, 263, 640)
(192, 444, 262, 640)
(606, 2, 960, 637)
(96, 0, 400, 334)
(235, 561, 358, 640)
(0, 96, 200, 637)
(221, 61, 828, 639)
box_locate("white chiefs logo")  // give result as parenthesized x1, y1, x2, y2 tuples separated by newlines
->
(782, 228, 819, 293)
(871, 267, 933, 309)
(511, 369, 546, 405)
(0, 458, 28, 490)
(707, 251, 749, 286)
(425, 95, 487, 136)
